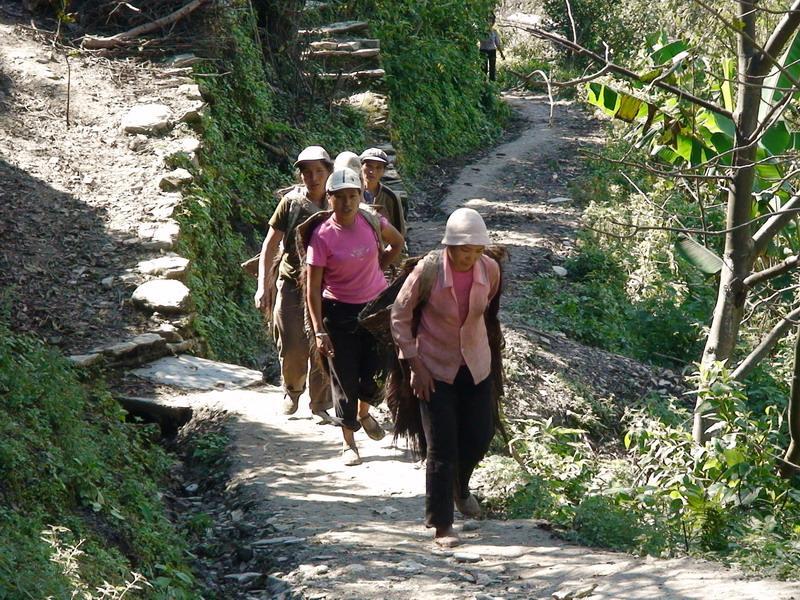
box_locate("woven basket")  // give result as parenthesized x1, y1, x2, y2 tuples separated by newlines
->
(358, 274, 407, 345)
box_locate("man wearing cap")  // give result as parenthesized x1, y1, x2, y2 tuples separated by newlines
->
(254, 145, 334, 417)
(360, 147, 407, 239)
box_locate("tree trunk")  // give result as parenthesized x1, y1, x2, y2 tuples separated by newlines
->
(693, 1, 761, 442)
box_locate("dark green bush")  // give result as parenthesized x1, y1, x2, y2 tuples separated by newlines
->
(574, 495, 641, 550)
(0, 324, 195, 597)
(178, 3, 366, 365)
(349, 0, 508, 174)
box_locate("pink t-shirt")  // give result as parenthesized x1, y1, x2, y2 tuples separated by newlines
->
(306, 212, 389, 304)
(452, 267, 474, 326)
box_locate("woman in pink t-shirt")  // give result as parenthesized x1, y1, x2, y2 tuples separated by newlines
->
(306, 168, 404, 466)
(390, 208, 501, 548)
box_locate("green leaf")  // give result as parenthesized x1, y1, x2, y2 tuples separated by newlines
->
(675, 235, 723, 274)
(761, 121, 791, 156)
(760, 31, 800, 123)
(650, 39, 689, 65)
(723, 447, 745, 467)
(721, 58, 735, 112)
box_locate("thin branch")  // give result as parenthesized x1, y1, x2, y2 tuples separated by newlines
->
(759, 0, 800, 79)
(732, 304, 800, 381)
(620, 171, 690, 231)
(527, 70, 555, 126)
(743, 282, 800, 323)
(693, 0, 800, 93)
(82, 0, 208, 49)
(564, 0, 577, 44)
(510, 63, 610, 89)
(752, 194, 800, 255)
(580, 150, 729, 181)
(502, 20, 735, 122)
(593, 205, 800, 238)
(744, 254, 800, 288)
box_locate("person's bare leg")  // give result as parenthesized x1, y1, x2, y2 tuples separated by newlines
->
(357, 399, 370, 419)
(341, 427, 361, 466)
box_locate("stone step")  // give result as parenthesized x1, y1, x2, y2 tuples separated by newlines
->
(302, 0, 331, 11)
(306, 47, 380, 60)
(309, 38, 380, 50)
(299, 20, 369, 37)
(309, 68, 385, 81)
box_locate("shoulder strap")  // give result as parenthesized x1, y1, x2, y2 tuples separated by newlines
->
(418, 250, 442, 306)
(358, 207, 385, 253)
(285, 197, 305, 238)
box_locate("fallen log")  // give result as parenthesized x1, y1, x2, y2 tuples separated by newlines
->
(82, 0, 208, 50)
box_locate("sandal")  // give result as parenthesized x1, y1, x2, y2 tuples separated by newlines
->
(342, 444, 362, 466)
(358, 413, 386, 441)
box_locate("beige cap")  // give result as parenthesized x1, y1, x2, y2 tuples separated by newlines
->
(333, 151, 362, 173)
(359, 147, 389, 164)
(326, 168, 362, 192)
(294, 145, 333, 168)
(441, 208, 490, 246)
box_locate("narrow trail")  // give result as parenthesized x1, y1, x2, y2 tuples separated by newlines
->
(163, 95, 800, 599)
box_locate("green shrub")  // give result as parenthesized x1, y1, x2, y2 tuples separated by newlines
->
(472, 455, 554, 518)
(574, 495, 641, 550)
(540, 0, 663, 63)
(0, 324, 196, 597)
(178, 3, 367, 365)
(349, 0, 508, 175)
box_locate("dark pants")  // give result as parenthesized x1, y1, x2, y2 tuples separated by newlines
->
(481, 49, 497, 81)
(322, 298, 382, 432)
(420, 366, 494, 529)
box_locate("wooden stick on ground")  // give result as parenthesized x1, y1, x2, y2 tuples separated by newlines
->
(82, 0, 208, 50)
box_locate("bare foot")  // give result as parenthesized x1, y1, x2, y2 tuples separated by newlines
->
(434, 526, 461, 548)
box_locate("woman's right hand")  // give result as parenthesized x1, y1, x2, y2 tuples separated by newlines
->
(254, 286, 266, 310)
(409, 357, 435, 402)
(315, 332, 335, 357)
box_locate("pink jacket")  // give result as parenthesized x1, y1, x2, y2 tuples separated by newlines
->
(391, 251, 500, 385)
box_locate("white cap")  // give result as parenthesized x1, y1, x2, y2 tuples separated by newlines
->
(294, 145, 333, 168)
(359, 147, 389, 164)
(333, 151, 362, 173)
(441, 208, 491, 246)
(326, 168, 362, 192)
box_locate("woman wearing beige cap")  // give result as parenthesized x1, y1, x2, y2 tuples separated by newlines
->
(390, 207, 504, 547)
(254, 145, 334, 418)
(303, 168, 404, 465)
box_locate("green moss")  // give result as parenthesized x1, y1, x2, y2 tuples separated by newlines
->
(0, 325, 196, 597)
(350, 0, 508, 175)
(177, 3, 367, 365)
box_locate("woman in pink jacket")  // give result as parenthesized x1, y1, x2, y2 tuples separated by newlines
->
(390, 208, 501, 548)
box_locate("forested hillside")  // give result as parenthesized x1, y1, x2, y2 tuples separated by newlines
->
(3, 0, 800, 597)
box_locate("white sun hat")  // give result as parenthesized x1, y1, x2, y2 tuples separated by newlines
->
(359, 147, 389, 164)
(333, 151, 362, 173)
(326, 168, 363, 192)
(294, 145, 333, 168)
(441, 207, 491, 246)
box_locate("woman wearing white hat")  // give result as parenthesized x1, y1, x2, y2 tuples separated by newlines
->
(303, 168, 404, 465)
(390, 207, 503, 547)
(254, 146, 334, 418)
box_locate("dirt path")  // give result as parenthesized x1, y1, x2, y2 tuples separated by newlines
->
(172, 385, 798, 600)
(166, 95, 800, 599)
(3, 10, 798, 596)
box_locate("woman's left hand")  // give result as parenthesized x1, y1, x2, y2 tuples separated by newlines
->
(315, 332, 335, 357)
